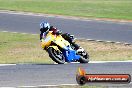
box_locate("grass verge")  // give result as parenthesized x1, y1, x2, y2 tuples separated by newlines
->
(0, 32, 132, 64)
(0, 0, 132, 20)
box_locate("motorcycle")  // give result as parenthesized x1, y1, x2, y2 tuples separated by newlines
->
(41, 31, 89, 64)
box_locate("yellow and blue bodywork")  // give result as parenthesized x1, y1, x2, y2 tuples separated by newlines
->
(41, 31, 80, 62)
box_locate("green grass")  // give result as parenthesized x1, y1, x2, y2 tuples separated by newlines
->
(0, 32, 132, 64)
(0, 32, 53, 64)
(76, 40, 132, 61)
(0, 0, 132, 20)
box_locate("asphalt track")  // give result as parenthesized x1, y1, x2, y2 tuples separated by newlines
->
(0, 12, 132, 87)
(0, 62, 132, 87)
(0, 11, 132, 43)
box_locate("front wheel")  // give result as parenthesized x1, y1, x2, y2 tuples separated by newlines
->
(47, 47, 65, 64)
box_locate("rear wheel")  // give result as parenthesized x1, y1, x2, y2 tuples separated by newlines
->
(78, 50, 89, 63)
(47, 47, 65, 64)
(71, 44, 89, 63)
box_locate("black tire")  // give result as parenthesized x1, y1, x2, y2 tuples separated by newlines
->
(47, 47, 65, 64)
(76, 76, 87, 85)
(70, 43, 89, 63)
(79, 51, 89, 63)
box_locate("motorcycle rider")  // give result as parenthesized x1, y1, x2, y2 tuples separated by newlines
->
(39, 21, 80, 50)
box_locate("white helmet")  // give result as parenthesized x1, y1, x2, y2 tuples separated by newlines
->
(40, 21, 50, 32)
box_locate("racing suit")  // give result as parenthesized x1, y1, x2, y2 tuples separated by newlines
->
(40, 26, 80, 50)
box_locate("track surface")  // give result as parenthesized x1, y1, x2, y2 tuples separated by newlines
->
(0, 62, 132, 87)
(0, 12, 132, 43)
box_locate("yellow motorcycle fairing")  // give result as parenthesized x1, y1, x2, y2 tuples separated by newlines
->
(53, 35, 70, 50)
(41, 31, 70, 50)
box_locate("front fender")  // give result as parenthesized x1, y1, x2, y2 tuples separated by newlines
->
(48, 46, 59, 51)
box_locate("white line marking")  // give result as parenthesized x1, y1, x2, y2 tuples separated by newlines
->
(106, 41, 111, 42)
(124, 43, 131, 45)
(78, 38, 132, 45)
(1, 31, 8, 32)
(1, 31, 38, 36)
(21, 33, 28, 35)
(66, 61, 132, 64)
(96, 40, 104, 42)
(60, 84, 78, 86)
(31, 34, 38, 35)
(115, 42, 121, 44)
(37, 85, 58, 87)
(0, 61, 131, 67)
(12, 32, 18, 34)
(89, 61, 132, 63)
(86, 39, 95, 41)
(19, 84, 78, 88)
(0, 64, 16, 66)
(0, 87, 15, 88)
(17, 82, 132, 87)
(18, 86, 37, 87)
